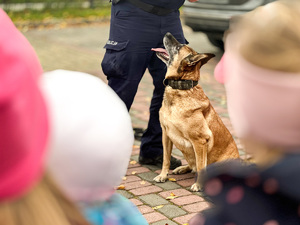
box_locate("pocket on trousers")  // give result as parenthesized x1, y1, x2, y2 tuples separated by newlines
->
(101, 40, 129, 79)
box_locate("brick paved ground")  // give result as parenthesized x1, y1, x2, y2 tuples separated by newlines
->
(23, 23, 248, 225)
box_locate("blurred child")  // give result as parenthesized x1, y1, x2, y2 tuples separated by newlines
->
(41, 70, 148, 225)
(190, 0, 300, 224)
(0, 9, 90, 225)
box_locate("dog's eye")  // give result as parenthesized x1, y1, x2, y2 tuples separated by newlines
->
(176, 46, 180, 51)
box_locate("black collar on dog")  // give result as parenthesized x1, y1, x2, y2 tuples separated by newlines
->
(163, 79, 198, 90)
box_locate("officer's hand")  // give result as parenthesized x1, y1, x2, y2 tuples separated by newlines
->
(188, 0, 198, 2)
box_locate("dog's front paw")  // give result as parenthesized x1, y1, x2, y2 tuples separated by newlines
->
(190, 183, 203, 192)
(153, 174, 168, 183)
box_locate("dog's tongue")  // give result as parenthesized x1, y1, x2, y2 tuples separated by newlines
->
(151, 48, 169, 56)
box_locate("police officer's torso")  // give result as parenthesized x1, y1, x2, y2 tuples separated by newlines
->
(140, 0, 185, 9)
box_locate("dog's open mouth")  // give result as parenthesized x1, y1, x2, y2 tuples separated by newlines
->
(151, 48, 169, 63)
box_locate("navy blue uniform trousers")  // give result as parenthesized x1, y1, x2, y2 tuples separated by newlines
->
(101, 1, 186, 158)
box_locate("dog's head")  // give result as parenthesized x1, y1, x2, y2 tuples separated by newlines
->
(153, 33, 215, 80)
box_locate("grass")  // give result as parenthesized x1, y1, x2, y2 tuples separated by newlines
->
(5, 6, 111, 23)
(4, 0, 67, 2)
(3, 0, 104, 3)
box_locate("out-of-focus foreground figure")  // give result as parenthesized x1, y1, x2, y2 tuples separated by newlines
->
(0, 9, 90, 225)
(191, 0, 300, 224)
(41, 70, 148, 225)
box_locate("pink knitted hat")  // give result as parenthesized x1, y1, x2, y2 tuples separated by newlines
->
(214, 33, 300, 149)
(0, 9, 49, 200)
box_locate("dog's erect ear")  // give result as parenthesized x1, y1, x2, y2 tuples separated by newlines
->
(183, 53, 215, 67)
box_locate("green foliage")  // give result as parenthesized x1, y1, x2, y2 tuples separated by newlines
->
(5, 6, 111, 22)
(2, 0, 49, 2)
(2, 0, 105, 3)
(2, 0, 110, 13)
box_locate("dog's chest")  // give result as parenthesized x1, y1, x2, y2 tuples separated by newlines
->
(160, 105, 193, 150)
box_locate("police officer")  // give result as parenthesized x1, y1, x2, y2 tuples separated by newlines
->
(101, 0, 198, 169)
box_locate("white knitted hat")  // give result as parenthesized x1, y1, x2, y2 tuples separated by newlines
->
(41, 70, 133, 203)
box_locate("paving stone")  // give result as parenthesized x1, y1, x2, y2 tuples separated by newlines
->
(138, 205, 154, 214)
(126, 167, 150, 175)
(155, 181, 181, 190)
(171, 195, 205, 206)
(131, 155, 139, 162)
(129, 198, 143, 206)
(132, 122, 147, 129)
(173, 213, 197, 224)
(128, 162, 141, 168)
(138, 171, 158, 182)
(131, 148, 140, 156)
(183, 201, 211, 213)
(125, 180, 151, 190)
(131, 103, 150, 112)
(194, 191, 209, 199)
(157, 204, 187, 219)
(121, 175, 141, 184)
(116, 190, 133, 199)
(143, 212, 167, 224)
(202, 195, 213, 203)
(150, 219, 178, 225)
(133, 140, 141, 146)
(177, 178, 195, 187)
(139, 194, 169, 207)
(130, 185, 162, 196)
(220, 113, 230, 118)
(136, 114, 150, 122)
(154, 169, 169, 174)
(159, 189, 192, 198)
(214, 106, 227, 114)
(168, 173, 196, 181)
(143, 164, 162, 171)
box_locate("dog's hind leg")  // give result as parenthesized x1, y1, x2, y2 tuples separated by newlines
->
(173, 165, 192, 174)
(154, 126, 173, 183)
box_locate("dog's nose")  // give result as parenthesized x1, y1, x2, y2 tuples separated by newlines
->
(165, 32, 173, 38)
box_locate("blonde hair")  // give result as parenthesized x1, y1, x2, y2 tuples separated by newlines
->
(0, 172, 90, 225)
(236, 0, 300, 73)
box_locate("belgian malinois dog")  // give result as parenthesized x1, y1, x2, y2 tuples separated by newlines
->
(152, 33, 239, 191)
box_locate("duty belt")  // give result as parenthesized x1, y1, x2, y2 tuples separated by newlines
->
(124, 0, 175, 16)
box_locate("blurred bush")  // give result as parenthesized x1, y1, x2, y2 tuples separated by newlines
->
(0, 0, 109, 11)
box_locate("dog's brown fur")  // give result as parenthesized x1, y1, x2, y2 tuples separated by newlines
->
(153, 33, 239, 191)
